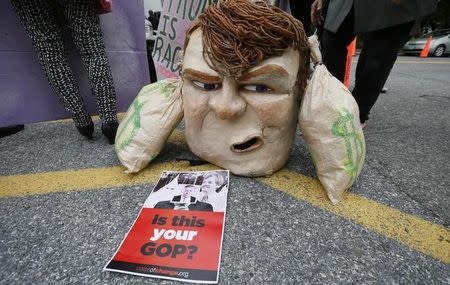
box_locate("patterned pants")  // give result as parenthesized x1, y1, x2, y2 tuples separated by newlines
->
(11, 0, 118, 126)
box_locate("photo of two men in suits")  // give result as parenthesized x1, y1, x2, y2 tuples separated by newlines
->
(154, 184, 214, 212)
(147, 170, 229, 212)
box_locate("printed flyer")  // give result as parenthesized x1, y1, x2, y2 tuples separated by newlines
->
(104, 170, 229, 283)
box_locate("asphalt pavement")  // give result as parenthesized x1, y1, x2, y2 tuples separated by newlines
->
(1, 55, 449, 284)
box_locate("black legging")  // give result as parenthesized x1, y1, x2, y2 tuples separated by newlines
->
(11, 0, 118, 127)
(321, 7, 413, 123)
(289, 0, 314, 36)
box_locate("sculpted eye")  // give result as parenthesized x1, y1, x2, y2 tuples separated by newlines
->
(242, 84, 272, 93)
(192, 80, 221, 91)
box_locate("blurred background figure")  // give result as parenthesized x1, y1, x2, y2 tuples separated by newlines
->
(311, 0, 438, 126)
(145, 16, 157, 83)
(145, 9, 160, 83)
(147, 10, 160, 31)
(10, 0, 119, 143)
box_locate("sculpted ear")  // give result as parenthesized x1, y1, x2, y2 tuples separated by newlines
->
(115, 78, 184, 173)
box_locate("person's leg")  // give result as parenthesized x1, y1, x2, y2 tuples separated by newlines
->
(354, 37, 367, 86)
(147, 40, 158, 83)
(320, 7, 355, 82)
(352, 21, 414, 123)
(10, 0, 93, 134)
(61, 0, 118, 143)
(289, 0, 314, 36)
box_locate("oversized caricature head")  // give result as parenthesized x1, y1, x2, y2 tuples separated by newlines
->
(181, 0, 310, 176)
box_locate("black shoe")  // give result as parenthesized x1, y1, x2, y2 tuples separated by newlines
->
(101, 122, 118, 144)
(76, 121, 94, 139)
(0, 124, 24, 138)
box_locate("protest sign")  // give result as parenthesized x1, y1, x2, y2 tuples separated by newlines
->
(104, 170, 229, 283)
(152, 0, 216, 80)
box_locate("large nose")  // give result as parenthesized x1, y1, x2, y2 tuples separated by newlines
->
(209, 77, 246, 120)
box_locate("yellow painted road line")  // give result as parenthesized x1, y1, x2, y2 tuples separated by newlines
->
(0, 126, 188, 197)
(396, 60, 450, 64)
(352, 59, 450, 64)
(1, 163, 449, 264)
(0, 161, 215, 197)
(0, 129, 188, 198)
(259, 169, 450, 264)
(352, 59, 450, 65)
(1, 130, 449, 264)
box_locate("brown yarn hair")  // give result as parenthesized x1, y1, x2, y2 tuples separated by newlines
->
(184, 0, 310, 92)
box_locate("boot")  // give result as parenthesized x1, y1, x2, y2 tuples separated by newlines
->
(102, 121, 119, 144)
(76, 121, 94, 139)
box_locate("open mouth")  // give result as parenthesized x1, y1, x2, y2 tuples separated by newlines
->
(231, 137, 263, 153)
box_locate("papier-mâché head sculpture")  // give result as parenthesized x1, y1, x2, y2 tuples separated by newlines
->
(115, 0, 365, 204)
(181, 0, 310, 176)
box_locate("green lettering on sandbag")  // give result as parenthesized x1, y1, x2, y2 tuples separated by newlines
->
(331, 108, 364, 182)
(117, 81, 177, 153)
(117, 100, 145, 152)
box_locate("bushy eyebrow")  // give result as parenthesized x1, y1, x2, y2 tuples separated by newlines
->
(238, 64, 289, 81)
(182, 68, 222, 83)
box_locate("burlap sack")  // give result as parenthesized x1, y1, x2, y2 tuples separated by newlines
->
(299, 65, 365, 204)
(299, 36, 365, 204)
(115, 78, 183, 173)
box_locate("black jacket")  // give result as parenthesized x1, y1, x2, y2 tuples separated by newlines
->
(324, 0, 438, 33)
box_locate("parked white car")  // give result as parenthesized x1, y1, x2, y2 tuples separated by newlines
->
(402, 29, 450, 57)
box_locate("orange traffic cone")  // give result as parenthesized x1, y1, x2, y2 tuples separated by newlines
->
(348, 37, 357, 56)
(344, 37, 357, 88)
(420, 36, 432, 57)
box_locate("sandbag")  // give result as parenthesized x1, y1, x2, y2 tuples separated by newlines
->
(115, 78, 184, 173)
(299, 62, 365, 204)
